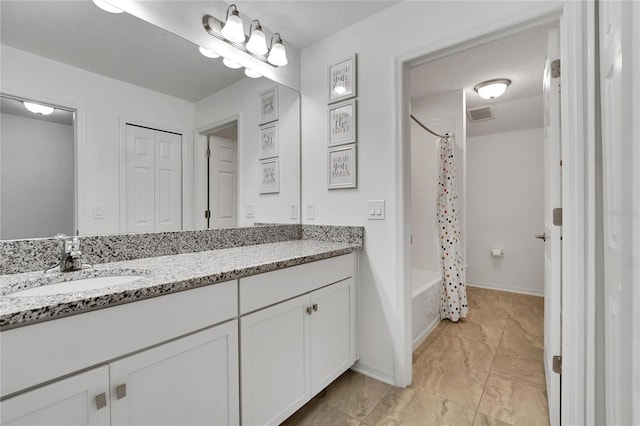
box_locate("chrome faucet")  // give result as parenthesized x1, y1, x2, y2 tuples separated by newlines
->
(45, 234, 91, 273)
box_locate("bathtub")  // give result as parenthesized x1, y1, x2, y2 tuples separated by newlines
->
(412, 269, 442, 349)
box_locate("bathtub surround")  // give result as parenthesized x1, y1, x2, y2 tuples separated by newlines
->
(0, 224, 363, 275)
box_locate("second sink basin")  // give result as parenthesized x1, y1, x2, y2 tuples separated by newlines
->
(10, 275, 144, 297)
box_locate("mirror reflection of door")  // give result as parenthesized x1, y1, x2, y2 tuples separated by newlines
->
(0, 95, 75, 240)
(125, 124, 182, 234)
(207, 123, 238, 229)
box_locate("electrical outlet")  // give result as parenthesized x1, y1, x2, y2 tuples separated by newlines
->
(306, 203, 315, 220)
(246, 204, 255, 218)
(290, 204, 298, 220)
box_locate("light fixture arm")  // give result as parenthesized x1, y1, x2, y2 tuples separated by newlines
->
(225, 4, 239, 20)
(249, 19, 262, 35)
(269, 33, 283, 49)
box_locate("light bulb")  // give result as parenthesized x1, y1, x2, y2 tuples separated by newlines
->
(474, 79, 511, 100)
(221, 9, 245, 43)
(267, 39, 288, 66)
(246, 24, 268, 55)
(244, 68, 262, 78)
(92, 0, 123, 13)
(23, 102, 54, 115)
(198, 46, 220, 59)
(223, 57, 243, 69)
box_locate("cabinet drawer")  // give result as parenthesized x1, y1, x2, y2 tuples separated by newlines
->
(1, 280, 238, 398)
(239, 253, 354, 315)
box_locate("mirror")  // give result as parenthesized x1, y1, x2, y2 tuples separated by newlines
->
(0, 1, 300, 240)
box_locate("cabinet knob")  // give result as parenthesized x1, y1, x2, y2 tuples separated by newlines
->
(306, 306, 313, 315)
(116, 383, 127, 400)
(95, 392, 107, 410)
(312, 304, 318, 312)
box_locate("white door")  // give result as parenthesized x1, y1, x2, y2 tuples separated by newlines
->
(110, 322, 239, 426)
(125, 125, 155, 233)
(240, 294, 311, 426)
(125, 125, 182, 233)
(310, 278, 356, 395)
(0, 366, 110, 426)
(154, 130, 182, 232)
(599, 2, 639, 424)
(208, 135, 237, 229)
(542, 27, 562, 426)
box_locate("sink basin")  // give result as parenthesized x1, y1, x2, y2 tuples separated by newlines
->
(10, 275, 144, 297)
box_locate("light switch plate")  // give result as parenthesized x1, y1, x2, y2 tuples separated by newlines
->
(246, 204, 255, 218)
(367, 200, 385, 220)
(306, 203, 315, 220)
(93, 205, 104, 219)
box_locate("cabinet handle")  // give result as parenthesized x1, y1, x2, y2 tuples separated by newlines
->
(306, 306, 313, 315)
(312, 304, 318, 312)
(116, 384, 127, 400)
(95, 393, 107, 410)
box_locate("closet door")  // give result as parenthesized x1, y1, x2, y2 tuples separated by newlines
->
(125, 125, 182, 233)
(125, 125, 155, 233)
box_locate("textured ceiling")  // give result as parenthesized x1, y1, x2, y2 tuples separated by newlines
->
(410, 24, 551, 137)
(1, 1, 399, 102)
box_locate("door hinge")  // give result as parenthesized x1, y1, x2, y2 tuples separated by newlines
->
(206, 148, 211, 158)
(204, 210, 211, 219)
(551, 59, 561, 78)
(553, 208, 562, 226)
(553, 355, 562, 374)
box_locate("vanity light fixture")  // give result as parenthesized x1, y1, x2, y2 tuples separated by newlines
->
(244, 69, 262, 79)
(202, 10, 288, 71)
(92, 0, 123, 14)
(23, 101, 54, 115)
(267, 33, 288, 66)
(198, 46, 221, 59)
(246, 20, 268, 56)
(221, 4, 245, 43)
(474, 79, 512, 100)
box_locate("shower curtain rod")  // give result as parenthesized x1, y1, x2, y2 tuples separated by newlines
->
(411, 114, 453, 139)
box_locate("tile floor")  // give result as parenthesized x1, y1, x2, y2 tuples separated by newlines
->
(282, 287, 549, 426)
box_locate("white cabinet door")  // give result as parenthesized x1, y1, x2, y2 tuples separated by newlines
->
(240, 294, 311, 426)
(110, 321, 239, 426)
(310, 278, 356, 394)
(0, 366, 110, 426)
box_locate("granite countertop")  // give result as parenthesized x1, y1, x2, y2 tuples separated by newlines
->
(0, 240, 360, 330)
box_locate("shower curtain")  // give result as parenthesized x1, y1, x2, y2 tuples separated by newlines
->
(437, 137, 468, 322)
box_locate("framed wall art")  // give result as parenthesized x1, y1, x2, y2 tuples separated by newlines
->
(328, 54, 357, 104)
(259, 158, 279, 194)
(259, 86, 279, 124)
(259, 122, 279, 159)
(328, 144, 357, 189)
(328, 99, 357, 146)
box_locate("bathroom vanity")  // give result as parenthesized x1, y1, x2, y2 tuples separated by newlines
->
(0, 233, 361, 426)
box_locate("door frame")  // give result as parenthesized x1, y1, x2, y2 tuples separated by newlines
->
(194, 113, 243, 230)
(394, 2, 597, 425)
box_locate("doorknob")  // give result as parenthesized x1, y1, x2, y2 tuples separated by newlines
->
(535, 233, 547, 241)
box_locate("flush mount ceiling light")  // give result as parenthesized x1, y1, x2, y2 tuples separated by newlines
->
(267, 33, 288, 66)
(246, 20, 268, 55)
(221, 4, 245, 43)
(474, 79, 512, 100)
(92, 0, 123, 14)
(198, 46, 220, 59)
(202, 9, 288, 72)
(23, 102, 54, 115)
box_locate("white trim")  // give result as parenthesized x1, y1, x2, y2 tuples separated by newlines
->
(350, 365, 395, 387)
(394, 3, 594, 424)
(412, 316, 440, 350)
(466, 281, 544, 297)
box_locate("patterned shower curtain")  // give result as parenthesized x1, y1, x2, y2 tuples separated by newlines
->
(437, 137, 468, 322)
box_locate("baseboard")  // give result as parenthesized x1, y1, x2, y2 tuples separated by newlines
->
(466, 280, 544, 297)
(350, 362, 396, 387)
(412, 315, 440, 350)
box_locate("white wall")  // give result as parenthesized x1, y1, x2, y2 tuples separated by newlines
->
(195, 79, 300, 227)
(410, 91, 466, 275)
(300, 1, 539, 384)
(467, 128, 544, 295)
(1, 114, 74, 239)
(1, 45, 196, 236)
